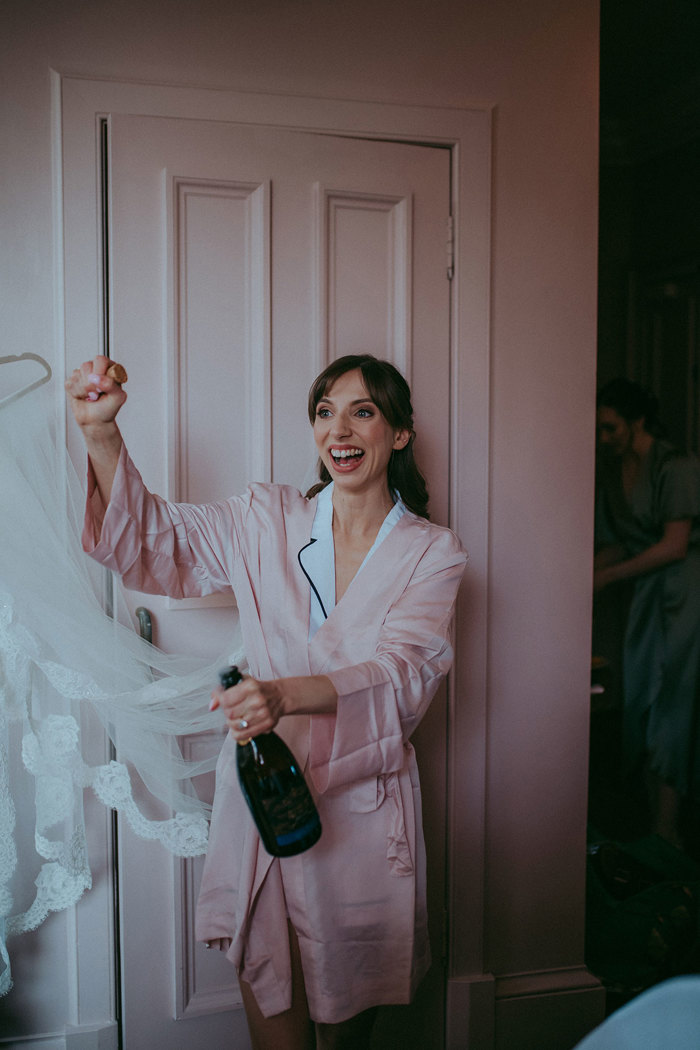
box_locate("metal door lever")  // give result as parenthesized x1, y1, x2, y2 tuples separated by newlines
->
(135, 606, 153, 644)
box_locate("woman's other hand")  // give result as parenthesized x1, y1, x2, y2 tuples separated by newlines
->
(209, 673, 337, 736)
(210, 675, 287, 740)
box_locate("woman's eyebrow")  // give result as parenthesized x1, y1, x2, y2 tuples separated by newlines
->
(317, 396, 376, 406)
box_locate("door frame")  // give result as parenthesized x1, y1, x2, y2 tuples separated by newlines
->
(54, 71, 493, 1047)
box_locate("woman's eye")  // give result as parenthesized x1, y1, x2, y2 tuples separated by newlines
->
(356, 408, 373, 418)
(316, 408, 331, 418)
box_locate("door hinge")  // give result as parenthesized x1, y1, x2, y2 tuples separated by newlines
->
(446, 216, 455, 280)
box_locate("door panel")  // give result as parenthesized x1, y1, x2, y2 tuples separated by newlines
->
(107, 114, 451, 1048)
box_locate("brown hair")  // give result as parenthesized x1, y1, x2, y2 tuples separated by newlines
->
(305, 354, 429, 518)
(597, 377, 665, 437)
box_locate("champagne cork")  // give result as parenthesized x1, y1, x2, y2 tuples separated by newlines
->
(106, 362, 128, 384)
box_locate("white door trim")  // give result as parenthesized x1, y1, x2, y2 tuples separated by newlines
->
(54, 71, 493, 1045)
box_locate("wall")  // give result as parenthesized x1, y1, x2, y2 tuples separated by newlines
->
(0, 0, 601, 1046)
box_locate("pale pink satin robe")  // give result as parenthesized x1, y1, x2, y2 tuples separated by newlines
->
(82, 446, 467, 1024)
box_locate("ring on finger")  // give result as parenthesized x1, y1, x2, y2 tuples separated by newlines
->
(236, 718, 249, 731)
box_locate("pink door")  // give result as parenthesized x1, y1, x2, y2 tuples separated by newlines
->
(83, 112, 452, 1048)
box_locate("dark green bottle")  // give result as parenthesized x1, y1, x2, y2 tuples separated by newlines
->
(219, 666, 322, 857)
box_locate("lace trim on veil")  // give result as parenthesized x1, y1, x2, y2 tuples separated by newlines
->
(0, 374, 245, 996)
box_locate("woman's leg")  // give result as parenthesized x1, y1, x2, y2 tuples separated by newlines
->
(315, 1007, 378, 1050)
(239, 922, 315, 1050)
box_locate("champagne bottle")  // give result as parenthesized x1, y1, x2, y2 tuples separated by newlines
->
(219, 666, 322, 857)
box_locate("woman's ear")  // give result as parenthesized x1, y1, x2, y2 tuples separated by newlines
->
(393, 428, 411, 451)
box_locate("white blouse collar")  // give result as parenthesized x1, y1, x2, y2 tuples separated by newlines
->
(299, 482, 406, 640)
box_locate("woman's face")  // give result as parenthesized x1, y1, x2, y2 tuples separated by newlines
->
(597, 405, 636, 456)
(312, 369, 409, 497)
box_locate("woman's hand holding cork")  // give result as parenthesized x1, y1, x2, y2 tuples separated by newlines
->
(65, 356, 128, 503)
(65, 355, 128, 427)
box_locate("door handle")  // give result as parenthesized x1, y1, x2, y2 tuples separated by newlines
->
(135, 606, 153, 644)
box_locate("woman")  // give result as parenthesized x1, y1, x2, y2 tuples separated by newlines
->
(594, 378, 700, 849)
(66, 353, 467, 1050)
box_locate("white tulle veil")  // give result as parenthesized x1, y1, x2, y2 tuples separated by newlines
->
(0, 362, 245, 995)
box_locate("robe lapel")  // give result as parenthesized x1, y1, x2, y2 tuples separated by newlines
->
(256, 495, 316, 764)
(244, 494, 316, 680)
(307, 513, 428, 676)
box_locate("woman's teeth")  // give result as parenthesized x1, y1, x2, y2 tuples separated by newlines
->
(331, 448, 363, 460)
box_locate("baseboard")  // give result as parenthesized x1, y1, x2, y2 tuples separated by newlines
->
(64, 1024, 118, 1050)
(1, 1025, 119, 1050)
(0, 1036, 65, 1050)
(494, 966, 606, 1050)
(446, 967, 606, 1050)
(446, 973, 495, 1050)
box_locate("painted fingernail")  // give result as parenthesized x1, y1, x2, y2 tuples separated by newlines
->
(88, 373, 101, 385)
(209, 695, 218, 711)
(86, 391, 100, 401)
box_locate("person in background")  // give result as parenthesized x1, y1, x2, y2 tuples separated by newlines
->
(594, 378, 700, 850)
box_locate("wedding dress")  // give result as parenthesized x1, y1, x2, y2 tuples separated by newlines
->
(0, 357, 245, 995)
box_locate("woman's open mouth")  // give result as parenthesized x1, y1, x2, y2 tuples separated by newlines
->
(329, 447, 365, 471)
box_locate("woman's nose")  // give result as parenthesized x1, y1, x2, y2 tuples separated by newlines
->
(331, 413, 351, 437)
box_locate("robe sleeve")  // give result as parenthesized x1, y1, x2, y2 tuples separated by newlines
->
(81, 444, 245, 598)
(308, 530, 467, 793)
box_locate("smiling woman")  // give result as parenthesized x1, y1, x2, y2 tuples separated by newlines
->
(66, 350, 467, 1050)
(306, 354, 429, 519)
(313, 370, 409, 495)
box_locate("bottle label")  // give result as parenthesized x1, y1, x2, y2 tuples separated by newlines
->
(275, 817, 322, 847)
(259, 777, 319, 843)
(236, 734, 321, 854)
